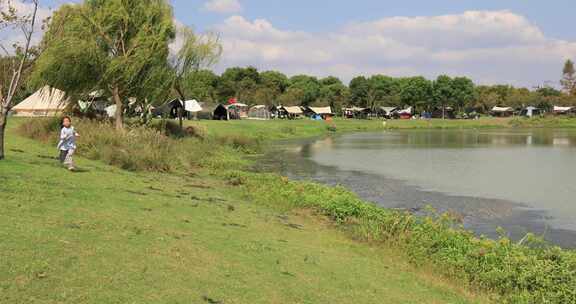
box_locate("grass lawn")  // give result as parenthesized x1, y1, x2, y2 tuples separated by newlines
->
(185, 117, 576, 143)
(187, 118, 385, 141)
(0, 120, 488, 303)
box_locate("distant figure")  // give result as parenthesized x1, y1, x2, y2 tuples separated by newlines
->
(57, 116, 79, 171)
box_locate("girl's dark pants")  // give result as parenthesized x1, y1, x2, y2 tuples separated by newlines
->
(59, 150, 69, 163)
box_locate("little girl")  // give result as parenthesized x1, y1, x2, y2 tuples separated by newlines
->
(57, 116, 79, 171)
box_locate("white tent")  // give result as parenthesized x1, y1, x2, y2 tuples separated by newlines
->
(283, 106, 303, 115)
(105, 105, 117, 118)
(397, 107, 413, 115)
(247, 105, 271, 120)
(554, 106, 574, 114)
(491, 106, 514, 113)
(11, 86, 70, 117)
(184, 100, 202, 113)
(308, 106, 333, 115)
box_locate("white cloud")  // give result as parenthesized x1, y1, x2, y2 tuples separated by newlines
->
(212, 11, 576, 87)
(202, 0, 242, 14)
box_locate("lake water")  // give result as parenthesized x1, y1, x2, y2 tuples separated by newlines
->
(258, 128, 576, 248)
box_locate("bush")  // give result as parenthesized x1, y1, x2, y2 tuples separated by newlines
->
(149, 120, 207, 139)
(17, 117, 62, 143)
(19, 118, 254, 172)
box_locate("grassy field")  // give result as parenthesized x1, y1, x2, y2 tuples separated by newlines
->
(186, 118, 385, 140)
(0, 120, 487, 303)
(183, 117, 576, 143)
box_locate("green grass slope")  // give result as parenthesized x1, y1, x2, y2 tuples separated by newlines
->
(0, 122, 485, 303)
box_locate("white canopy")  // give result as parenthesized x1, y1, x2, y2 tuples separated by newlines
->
(380, 107, 398, 115)
(228, 103, 248, 108)
(11, 86, 69, 117)
(308, 106, 333, 115)
(492, 106, 514, 112)
(105, 105, 117, 118)
(554, 106, 573, 112)
(282, 106, 303, 115)
(184, 100, 203, 112)
(397, 107, 413, 115)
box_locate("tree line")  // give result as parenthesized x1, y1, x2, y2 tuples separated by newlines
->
(178, 66, 575, 114)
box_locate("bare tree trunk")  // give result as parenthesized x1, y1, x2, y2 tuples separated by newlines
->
(0, 1, 39, 161)
(112, 86, 123, 130)
(0, 109, 7, 160)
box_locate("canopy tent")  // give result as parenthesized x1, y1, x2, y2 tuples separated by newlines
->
(395, 107, 413, 119)
(491, 106, 515, 117)
(277, 106, 303, 119)
(11, 86, 70, 117)
(554, 106, 574, 114)
(184, 100, 203, 113)
(307, 106, 333, 115)
(343, 107, 370, 119)
(520, 106, 541, 118)
(247, 105, 271, 120)
(105, 104, 117, 118)
(213, 104, 246, 120)
(152, 99, 183, 118)
(378, 106, 398, 118)
(305, 106, 334, 120)
(431, 106, 455, 119)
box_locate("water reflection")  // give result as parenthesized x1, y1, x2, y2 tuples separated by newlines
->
(258, 129, 576, 248)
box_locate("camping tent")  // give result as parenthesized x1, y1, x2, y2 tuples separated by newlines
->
(305, 106, 334, 120)
(213, 104, 247, 120)
(247, 105, 271, 120)
(184, 100, 202, 113)
(554, 106, 574, 115)
(378, 107, 398, 118)
(396, 107, 413, 119)
(152, 99, 184, 118)
(277, 106, 303, 119)
(491, 106, 515, 117)
(520, 106, 541, 118)
(343, 107, 370, 119)
(11, 86, 70, 117)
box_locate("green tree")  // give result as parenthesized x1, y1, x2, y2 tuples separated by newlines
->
(32, 0, 176, 130)
(0, 0, 40, 160)
(288, 75, 320, 106)
(349, 76, 370, 107)
(171, 26, 222, 101)
(277, 87, 304, 106)
(317, 76, 349, 112)
(182, 69, 219, 104)
(399, 76, 432, 113)
(259, 70, 288, 104)
(369, 75, 399, 110)
(451, 77, 475, 113)
(217, 66, 260, 102)
(432, 75, 453, 119)
(561, 59, 576, 95)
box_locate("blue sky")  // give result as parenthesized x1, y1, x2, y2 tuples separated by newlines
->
(173, 0, 576, 41)
(20, 0, 576, 86)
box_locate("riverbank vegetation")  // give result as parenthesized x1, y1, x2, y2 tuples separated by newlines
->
(16, 117, 576, 303)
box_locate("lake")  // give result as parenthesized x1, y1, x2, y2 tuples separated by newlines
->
(258, 128, 576, 248)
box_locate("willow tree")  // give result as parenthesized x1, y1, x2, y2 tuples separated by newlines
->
(169, 26, 221, 127)
(32, 0, 175, 129)
(0, 0, 40, 160)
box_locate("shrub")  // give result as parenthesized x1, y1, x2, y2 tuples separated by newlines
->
(17, 117, 62, 143)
